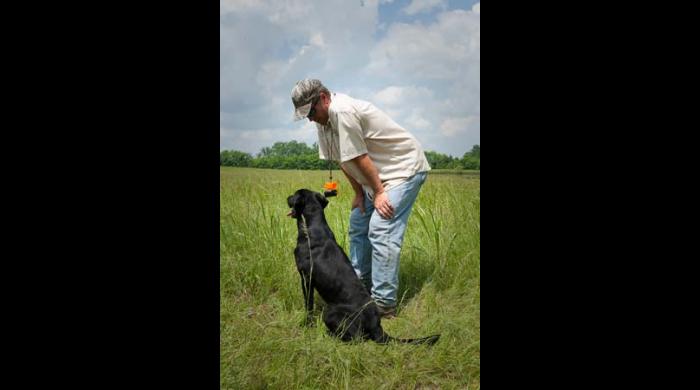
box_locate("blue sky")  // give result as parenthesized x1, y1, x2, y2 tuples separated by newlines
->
(220, 0, 480, 157)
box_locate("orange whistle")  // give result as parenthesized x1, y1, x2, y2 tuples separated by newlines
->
(323, 181, 338, 197)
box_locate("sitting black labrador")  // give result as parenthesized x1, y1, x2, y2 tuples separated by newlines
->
(287, 189, 440, 345)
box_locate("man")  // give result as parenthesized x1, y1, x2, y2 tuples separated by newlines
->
(291, 79, 430, 318)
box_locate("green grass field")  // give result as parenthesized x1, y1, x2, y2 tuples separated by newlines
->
(221, 167, 480, 389)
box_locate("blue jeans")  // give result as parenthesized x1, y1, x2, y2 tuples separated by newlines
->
(348, 171, 428, 308)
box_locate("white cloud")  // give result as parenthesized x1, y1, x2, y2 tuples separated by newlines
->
(370, 86, 435, 133)
(440, 116, 479, 137)
(220, 0, 314, 23)
(310, 32, 325, 48)
(362, 7, 480, 155)
(473, 3, 480, 14)
(373, 86, 403, 106)
(220, 1, 480, 157)
(403, 0, 447, 15)
(219, 0, 259, 13)
(372, 85, 434, 107)
(220, 0, 382, 154)
(405, 110, 431, 130)
(366, 9, 480, 81)
(368, 86, 435, 138)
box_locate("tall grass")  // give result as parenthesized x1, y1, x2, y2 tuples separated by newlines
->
(221, 167, 480, 389)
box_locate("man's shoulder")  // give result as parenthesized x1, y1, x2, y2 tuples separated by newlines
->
(330, 93, 364, 113)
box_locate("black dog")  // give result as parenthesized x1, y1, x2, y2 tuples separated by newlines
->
(287, 189, 440, 345)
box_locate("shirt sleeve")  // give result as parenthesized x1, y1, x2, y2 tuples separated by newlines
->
(336, 111, 367, 163)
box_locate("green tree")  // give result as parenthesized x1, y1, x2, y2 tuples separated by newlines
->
(223, 141, 475, 171)
(220, 150, 252, 167)
(461, 144, 480, 170)
(425, 150, 458, 169)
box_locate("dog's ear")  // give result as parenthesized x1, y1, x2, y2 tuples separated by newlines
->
(315, 192, 329, 209)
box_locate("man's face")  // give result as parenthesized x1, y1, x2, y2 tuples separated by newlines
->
(307, 93, 329, 125)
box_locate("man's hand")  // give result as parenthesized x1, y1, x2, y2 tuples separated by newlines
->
(343, 154, 393, 218)
(351, 192, 365, 215)
(373, 190, 394, 219)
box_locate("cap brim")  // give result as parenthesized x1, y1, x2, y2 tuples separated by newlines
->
(293, 102, 312, 121)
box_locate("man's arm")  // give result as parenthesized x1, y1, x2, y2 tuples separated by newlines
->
(340, 165, 363, 194)
(341, 165, 366, 215)
(347, 154, 394, 219)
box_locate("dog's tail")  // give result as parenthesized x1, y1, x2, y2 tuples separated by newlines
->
(390, 334, 441, 346)
(375, 330, 440, 346)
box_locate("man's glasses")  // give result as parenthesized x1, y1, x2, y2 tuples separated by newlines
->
(307, 96, 320, 119)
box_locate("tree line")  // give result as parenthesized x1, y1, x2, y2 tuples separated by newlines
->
(220, 141, 479, 170)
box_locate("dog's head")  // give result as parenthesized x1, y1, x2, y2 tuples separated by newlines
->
(287, 189, 329, 219)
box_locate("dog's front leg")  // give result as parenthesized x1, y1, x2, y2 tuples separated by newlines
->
(299, 271, 315, 326)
